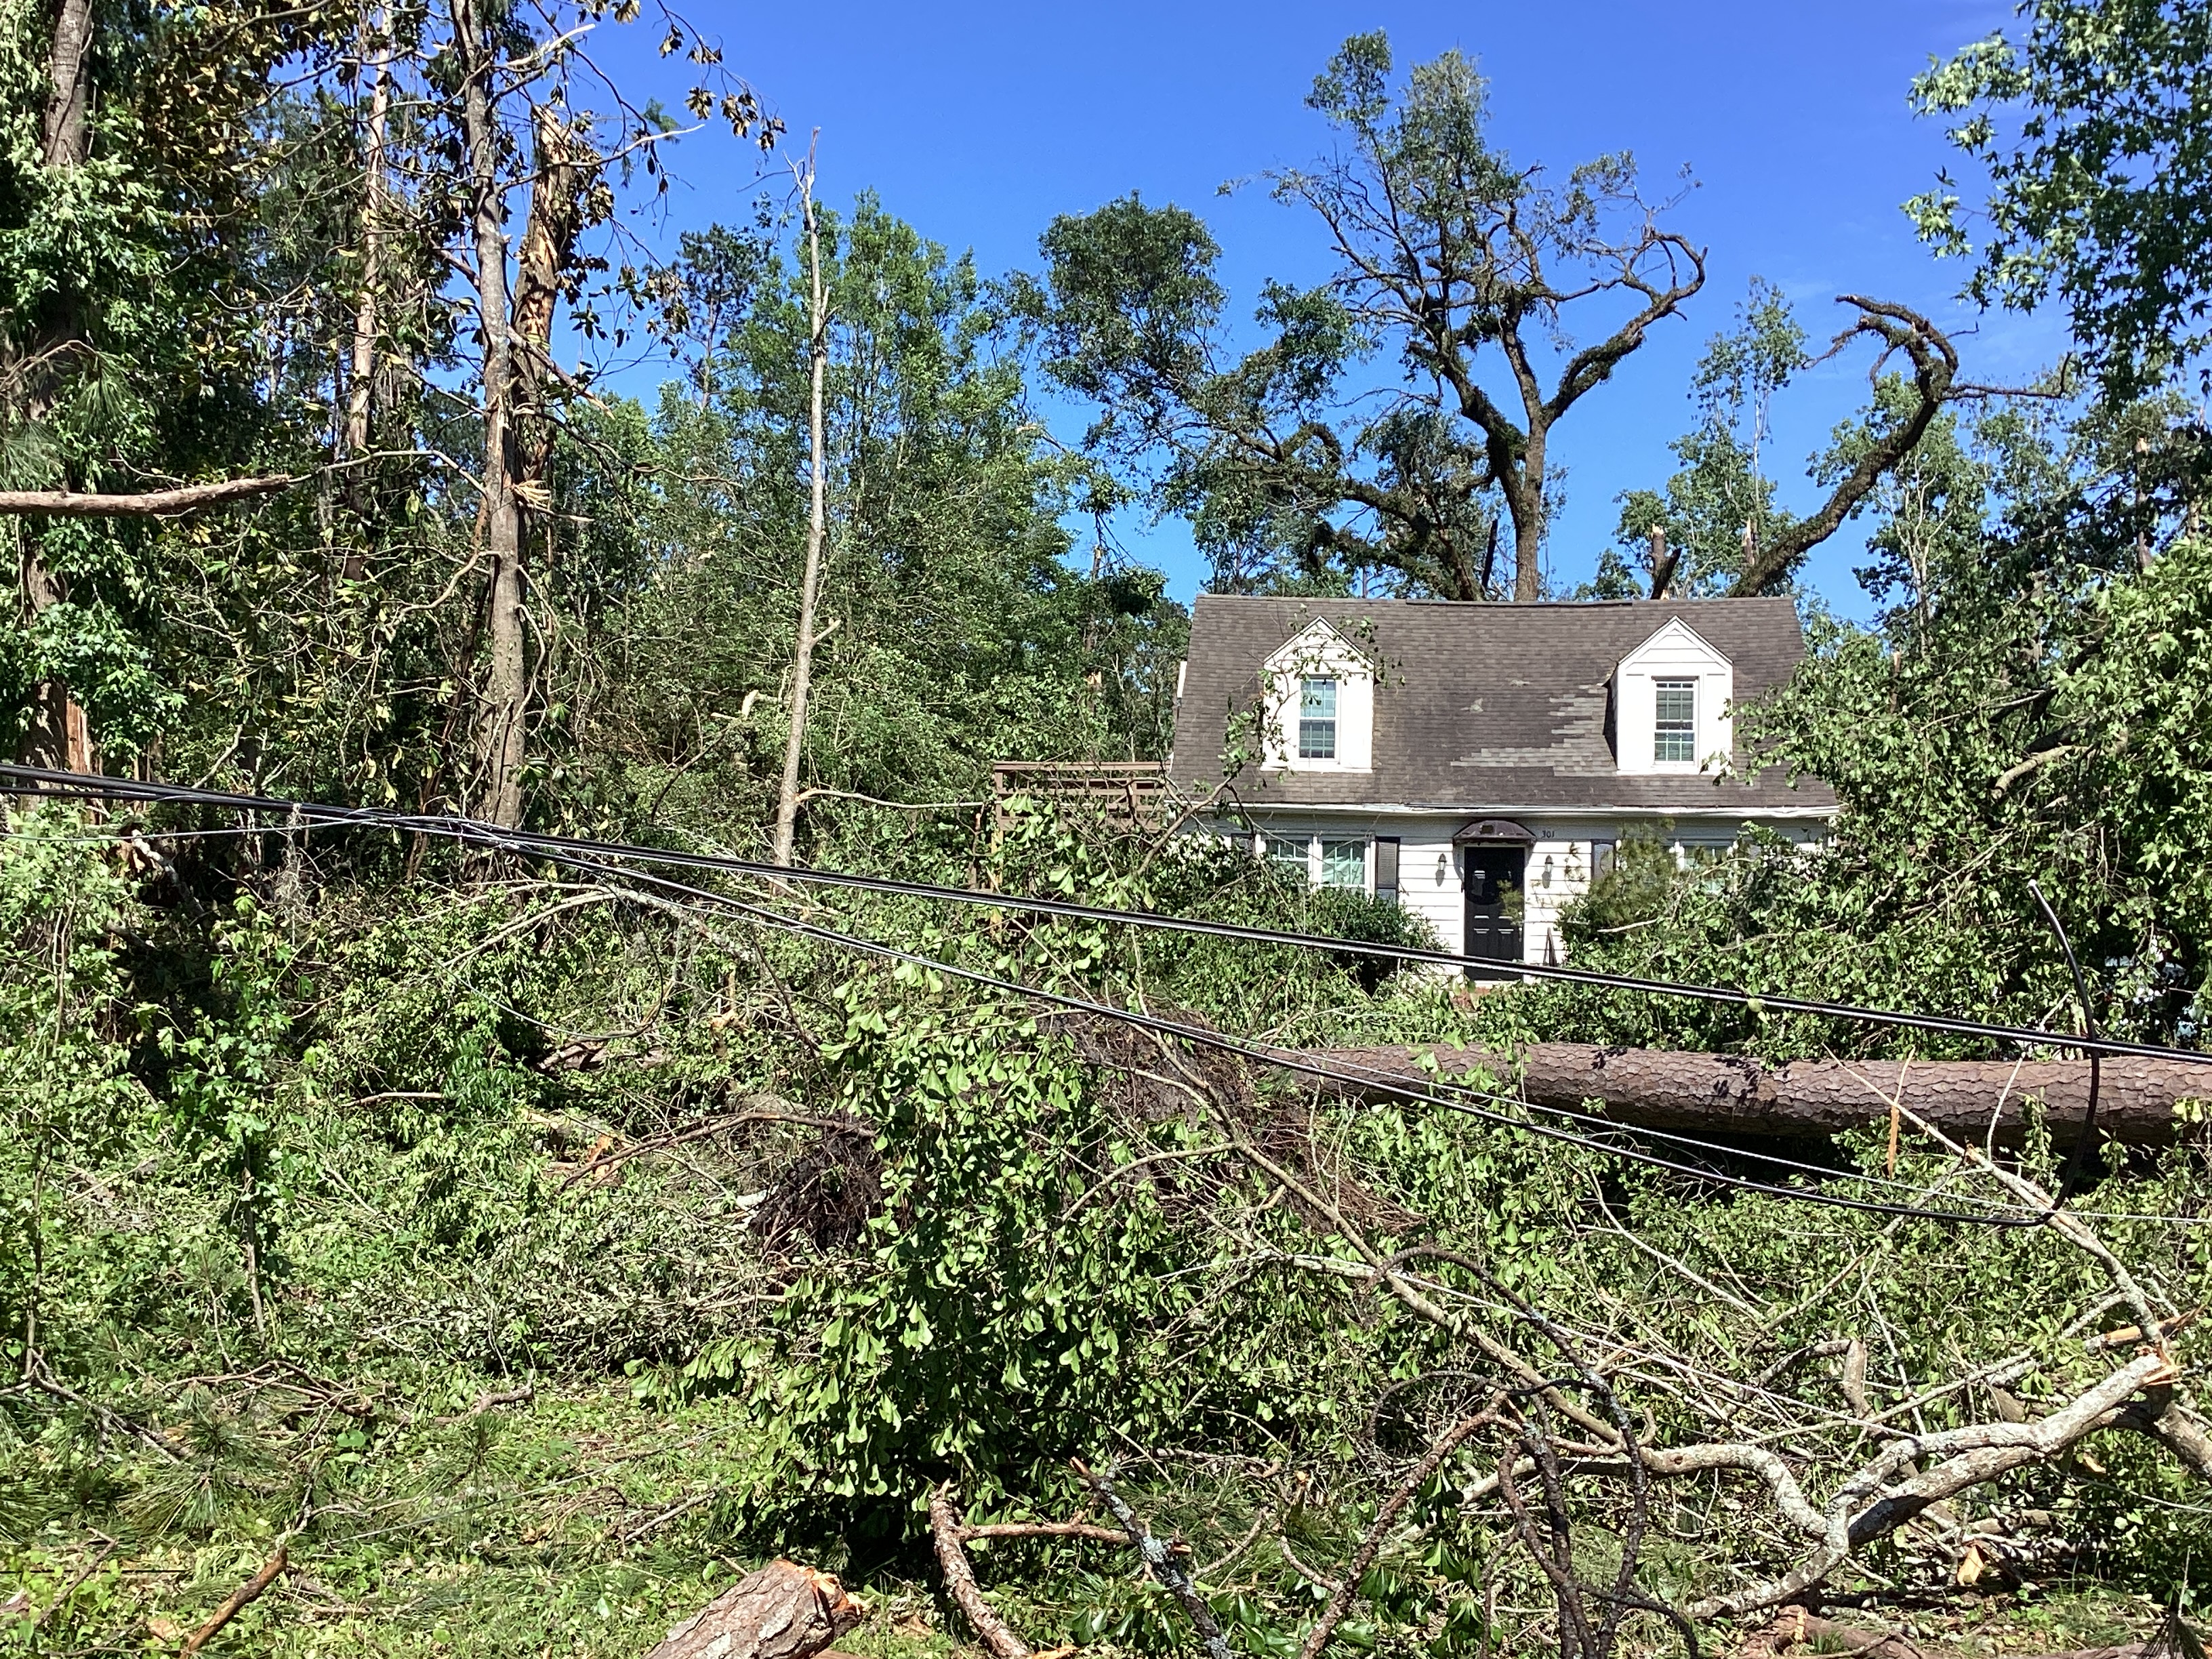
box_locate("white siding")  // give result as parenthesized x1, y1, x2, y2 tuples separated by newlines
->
(1399, 833, 1462, 955)
(1521, 838, 1593, 966)
(1228, 811, 1826, 971)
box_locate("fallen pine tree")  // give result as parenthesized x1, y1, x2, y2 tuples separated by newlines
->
(1295, 1043, 2212, 1145)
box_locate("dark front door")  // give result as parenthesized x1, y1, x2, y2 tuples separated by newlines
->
(1462, 846, 1525, 970)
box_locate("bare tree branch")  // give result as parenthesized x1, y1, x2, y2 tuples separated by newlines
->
(929, 1485, 1033, 1659)
(0, 474, 299, 517)
(1730, 296, 1959, 595)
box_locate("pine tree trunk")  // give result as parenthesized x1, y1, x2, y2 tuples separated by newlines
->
(1307, 1042, 2209, 1147)
(645, 1559, 861, 1659)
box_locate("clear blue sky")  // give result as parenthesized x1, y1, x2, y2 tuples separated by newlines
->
(596, 0, 2064, 619)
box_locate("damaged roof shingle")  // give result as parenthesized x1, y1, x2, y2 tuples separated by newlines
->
(1169, 594, 1837, 814)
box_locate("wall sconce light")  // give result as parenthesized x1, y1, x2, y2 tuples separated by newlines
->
(1541, 855, 1555, 888)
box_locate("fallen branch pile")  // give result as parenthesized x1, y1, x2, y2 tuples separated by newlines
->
(1025, 1025, 2212, 1645)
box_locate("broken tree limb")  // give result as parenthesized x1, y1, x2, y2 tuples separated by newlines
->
(1745, 1607, 2157, 1659)
(1692, 1349, 2176, 1620)
(1292, 1407, 1502, 1659)
(1303, 1044, 2211, 1146)
(960, 1519, 1140, 1547)
(644, 1559, 863, 1659)
(1533, 1349, 2186, 1621)
(0, 475, 298, 517)
(180, 1538, 291, 1655)
(1727, 298, 1957, 596)
(1839, 1350, 2179, 1551)
(1075, 1460, 1238, 1659)
(1740, 1611, 1922, 1659)
(929, 1486, 1033, 1659)
(2116, 1391, 2212, 1481)
(1073, 1460, 1234, 1659)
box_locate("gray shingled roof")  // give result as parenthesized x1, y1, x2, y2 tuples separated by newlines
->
(1169, 595, 1837, 814)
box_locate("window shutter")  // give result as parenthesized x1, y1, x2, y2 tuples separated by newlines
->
(1374, 836, 1400, 905)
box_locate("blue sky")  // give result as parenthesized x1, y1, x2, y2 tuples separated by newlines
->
(593, 1, 2063, 618)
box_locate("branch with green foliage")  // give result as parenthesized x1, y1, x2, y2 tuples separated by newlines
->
(1910, 0, 2212, 401)
(1012, 32, 1704, 600)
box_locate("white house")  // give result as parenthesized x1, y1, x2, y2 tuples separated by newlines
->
(1167, 596, 1837, 967)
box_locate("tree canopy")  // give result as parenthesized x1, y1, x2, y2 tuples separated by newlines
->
(1012, 34, 1711, 600)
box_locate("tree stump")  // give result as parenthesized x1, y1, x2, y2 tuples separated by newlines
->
(645, 1559, 863, 1659)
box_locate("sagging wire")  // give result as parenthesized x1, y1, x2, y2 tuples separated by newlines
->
(0, 812, 2043, 1212)
(502, 840, 2060, 1228)
(3, 775, 2196, 1225)
(3, 763, 2207, 1069)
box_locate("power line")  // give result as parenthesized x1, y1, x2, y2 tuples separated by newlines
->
(0, 815, 2064, 1215)
(10, 784, 2196, 1227)
(450, 837, 2055, 1228)
(4, 764, 2204, 1069)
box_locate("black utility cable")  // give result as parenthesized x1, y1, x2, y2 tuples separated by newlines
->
(0, 817, 2043, 1213)
(0, 797, 2137, 1223)
(5, 764, 2206, 1069)
(497, 839, 2050, 1228)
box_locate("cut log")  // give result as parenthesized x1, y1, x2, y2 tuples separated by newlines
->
(1298, 1044, 2212, 1147)
(645, 1559, 862, 1659)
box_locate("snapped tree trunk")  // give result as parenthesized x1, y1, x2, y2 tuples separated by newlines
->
(510, 108, 583, 497)
(344, 0, 390, 464)
(340, 0, 392, 575)
(459, 81, 585, 833)
(644, 1559, 862, 1659)
(771, 156, 830, 868)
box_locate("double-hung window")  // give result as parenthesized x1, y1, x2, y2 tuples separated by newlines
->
(1264, 834, 1310, 882)
(1298, 676, 1338, 759)
(1654, 678, 1697, 762)
(1319, 839, 1366, 890)
(1260, 834, 1371, 895)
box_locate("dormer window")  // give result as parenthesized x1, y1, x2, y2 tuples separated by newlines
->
(1654, 679, 1697, 762)
(1259, 621, 1374, 773)
(1614, 617, 1734, 775)
(1298, 677, 1338, 758)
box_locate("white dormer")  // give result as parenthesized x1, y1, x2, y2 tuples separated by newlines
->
(1614, 617, 1734, 774)
(1260, 619, 1374, 773)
